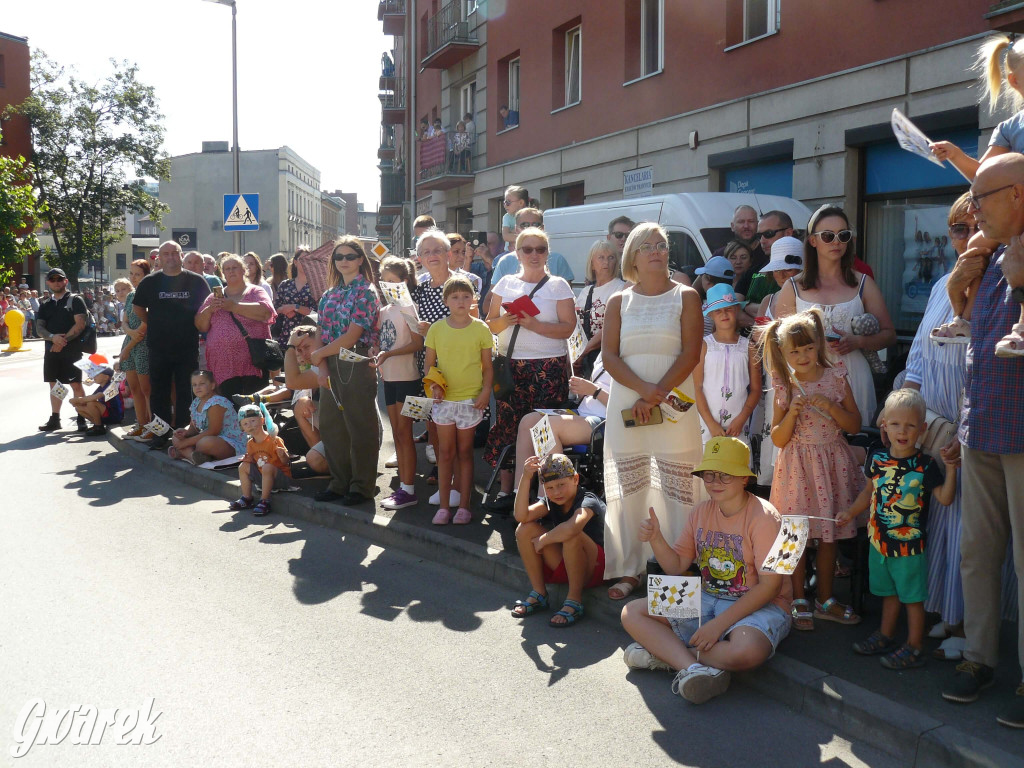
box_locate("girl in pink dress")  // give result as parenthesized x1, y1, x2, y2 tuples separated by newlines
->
(760, 309, 865, 631)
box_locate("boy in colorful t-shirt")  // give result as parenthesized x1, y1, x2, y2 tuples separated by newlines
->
(229, 404, 292, 517)
(838, 389, 958, 669)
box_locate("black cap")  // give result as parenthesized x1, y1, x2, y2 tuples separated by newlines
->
(47, 268, 67, 280)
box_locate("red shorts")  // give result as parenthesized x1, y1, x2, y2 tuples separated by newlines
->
(543, 545, 605, 589)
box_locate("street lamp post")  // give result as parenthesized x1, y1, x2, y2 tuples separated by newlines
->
(203, 0, 241, 256)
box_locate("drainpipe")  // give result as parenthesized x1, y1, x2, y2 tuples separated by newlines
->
(407, 3, 416, 251)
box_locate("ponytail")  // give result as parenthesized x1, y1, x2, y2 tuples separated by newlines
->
(757, 318, 792, 403)
(977, 35, 1020, 112)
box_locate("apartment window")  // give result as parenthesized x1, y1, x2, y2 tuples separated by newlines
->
(116, 253, 127, 270)
(0, 55, 5, 87)
(641, 0, 663, 77)
(565, 26, 582, 107)
(460, 81, 476, 122)
(508, 58, 520, 112)
(725, 0, 779, 48)
(465, 0, 478, 15)
(498, 54, 521, 131)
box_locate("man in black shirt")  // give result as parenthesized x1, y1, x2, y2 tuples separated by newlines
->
(36, 268, 89, 432)
(132, 240, 211, 437)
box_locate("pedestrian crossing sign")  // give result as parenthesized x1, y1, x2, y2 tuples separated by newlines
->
(223, 194, 260, 231)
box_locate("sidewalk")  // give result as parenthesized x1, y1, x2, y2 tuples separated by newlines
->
(107, 425, 1022, 768)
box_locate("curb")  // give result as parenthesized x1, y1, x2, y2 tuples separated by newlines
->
(108, 430, 1023, 768)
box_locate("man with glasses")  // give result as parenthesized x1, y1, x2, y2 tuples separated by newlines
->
(489, 208, 576, 287)
(607, 216, 635, 255)
(939, 154, 1024, 728)
(36, 268, 90, 432)
(132, 240, 211, 442)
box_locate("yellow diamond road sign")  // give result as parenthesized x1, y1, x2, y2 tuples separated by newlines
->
(371, 241, 389, 259)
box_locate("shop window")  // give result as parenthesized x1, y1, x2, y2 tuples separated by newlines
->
(551, 182, 585, 209)
(725, 0, 778, 49)
(624, 0, 664, 83)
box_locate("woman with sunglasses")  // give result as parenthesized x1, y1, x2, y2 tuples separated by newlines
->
(774, 205, 896, 427)
(308, 237, 381, 505)
(483, 227, 577, 511)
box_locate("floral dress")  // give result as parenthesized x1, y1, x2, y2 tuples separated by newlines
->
(698, 333, 752, 451)
(272, 278, 317, 346)
(189, 394, 247, 455)
(118, 290, 149, 375)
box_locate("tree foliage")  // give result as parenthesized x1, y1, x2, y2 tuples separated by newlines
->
(4, 51, 170, 287)
(0, 130, 43, 286)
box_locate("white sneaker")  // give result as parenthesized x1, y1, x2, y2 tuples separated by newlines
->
(425, 444, 437, 464)
(428, 488, 460, 506)
(623, 642, 675, 672)
(671, 665, 731, 704)
(384, 452, 399, 468)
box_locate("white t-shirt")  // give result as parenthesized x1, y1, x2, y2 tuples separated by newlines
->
(575, 278, 626, 337)
(576, 363, 613, 420)
(492, 274, 575, 360)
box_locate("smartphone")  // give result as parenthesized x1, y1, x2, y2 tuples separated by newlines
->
(213, 285, 224, 298)
(621, 406, 664, 428)
(825, 331, 841, 342)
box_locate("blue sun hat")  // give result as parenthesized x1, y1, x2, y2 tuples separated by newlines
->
(702, 282, 746, 316)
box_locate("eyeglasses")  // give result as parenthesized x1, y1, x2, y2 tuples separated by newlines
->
(517, 221, 543, 229)
(46, 277, 65, 283)
(812, 229, 853, 244)
(948, 222, 981, 240)
(967, 183, 1016, 209)
(697, 471, 741, 484)
(637, 242, 670, 254)
(610, 231, 629, 240)
(333, 251, 361, 261)
(294, 328, 316, 337)
(519, 245, 548, 255)
(419, 248, 448, 258)
(758, 228, 785, 240)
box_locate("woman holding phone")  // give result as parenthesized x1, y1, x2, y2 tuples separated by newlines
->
(600, 223, 705, 600)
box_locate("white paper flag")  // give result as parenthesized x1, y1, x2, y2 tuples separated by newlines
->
(400, 396, 435, 421)
(891, 108, 945, 168)
(529, 414, 556, 458)
(567, 322, 587, 363)
(337, 347, 369, 363)
(103, 383, 120, 401)
(648, 575, 701, 619)
(381, 281, 414, 307)
(143, 415, 171, 436)
(760, 515, 811, 574)
(50, 382, 70, 400)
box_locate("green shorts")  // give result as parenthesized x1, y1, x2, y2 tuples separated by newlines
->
(868, 547, 928, 604)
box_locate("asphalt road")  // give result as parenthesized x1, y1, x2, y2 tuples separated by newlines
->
(0, 337, 899, 767)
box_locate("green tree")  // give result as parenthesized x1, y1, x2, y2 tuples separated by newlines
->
(0, 130, 43, 286)
(4, 51, 170, 288)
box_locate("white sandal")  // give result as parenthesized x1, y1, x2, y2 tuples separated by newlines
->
(995, 323, 1024, 358)
(929, 316, 971, 345)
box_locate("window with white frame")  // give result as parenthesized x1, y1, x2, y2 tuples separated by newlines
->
(465, 0, 478, 15)
(565, 26, 581, 106)
(508, 57, 520, 112)
(743, 0, 777, 42)
(641, 0, 663, 77)
(460, 81, 476, 123)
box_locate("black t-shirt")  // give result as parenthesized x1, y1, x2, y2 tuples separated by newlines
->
(538, 488, 605, 547)
(37, 292, 88, 354)
(131, 270, 211, 349)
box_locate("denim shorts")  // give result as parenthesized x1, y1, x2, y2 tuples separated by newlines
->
(432, 398, 485, 430)
(669, 591, 792, 657)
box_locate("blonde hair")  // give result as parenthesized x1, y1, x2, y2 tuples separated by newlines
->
(621, 222, 669, 284)
(883, 388, 927, 422)
(113, 278, 132, 292)
(585, 239, 620, 283)
(979, 35, 1024, 113)
(514, 226, 549, 252)
(757, 309, 833, 402)
(948, 191, 974, 226)
(219, 253, 248, 283)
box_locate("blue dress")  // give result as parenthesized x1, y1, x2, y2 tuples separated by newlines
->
(189, 395, 247, 455)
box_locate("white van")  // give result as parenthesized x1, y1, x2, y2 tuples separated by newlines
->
(544, 193, 813, 286)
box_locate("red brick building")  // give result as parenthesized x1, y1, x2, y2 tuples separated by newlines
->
(0, 30, 30, 162)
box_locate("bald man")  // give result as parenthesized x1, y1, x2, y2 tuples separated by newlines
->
(132, 240, 212, 437)
(183, 250, 223, 291)
(940, 153, 1024, 727)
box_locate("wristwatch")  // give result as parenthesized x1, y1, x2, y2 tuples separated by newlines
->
(1011, 286, 1024, 304)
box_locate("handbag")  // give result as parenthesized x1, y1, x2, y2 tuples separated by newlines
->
(920, 408, 957, 462)
(573, 284, 598, 378)
(492, 275, 549, 402)
(229, 311, 284, 371)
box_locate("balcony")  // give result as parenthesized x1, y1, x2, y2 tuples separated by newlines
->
(379, 76, 407, 124)
(416, 134, 474, 191)
(379, 171, 406, 217)
(378, 0, 405, 36)
(378, 126, 396, 161)
(375, 214, 395, 235)
(421, 1, 480, 69)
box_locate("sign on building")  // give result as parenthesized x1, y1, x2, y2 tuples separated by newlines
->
(223, 194, 260, 232)
(623, 166, 654, 198)
(172, 229, 198, 250)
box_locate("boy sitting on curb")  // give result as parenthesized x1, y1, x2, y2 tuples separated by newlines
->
(511, 453, 605, 627)
(69, 368, 124, 437)
(229, 404, 292, 517)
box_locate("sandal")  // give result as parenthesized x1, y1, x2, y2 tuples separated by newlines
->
(511, 590, 548, 618)
(933, 635, 966, 661)
(814, 597, 861, 625)
(252, 499, 272, 517)
(880, 642, 926, 670)
(167, 446, 181, 460)
(791, 598, 814, 631)
(929, 316, 971, 345)
(228, 496, 255, 511)
(995, 323, 1024, 358)
(550, 599, 585, 628)
(608, 576, 640, 601)
(852, 629, 898, 655)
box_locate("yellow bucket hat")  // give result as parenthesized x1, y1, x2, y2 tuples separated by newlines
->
(692, 437, 755, 478)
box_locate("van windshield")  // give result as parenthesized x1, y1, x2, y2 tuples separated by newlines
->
(668, 231, 703, 275)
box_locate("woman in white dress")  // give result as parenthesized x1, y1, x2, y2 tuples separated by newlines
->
(601, 223, 705, 600)
(774, 205, 896, 427)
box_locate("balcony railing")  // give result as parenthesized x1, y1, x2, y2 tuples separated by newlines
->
(380, 172, 406, 214)
(422, 1, 479, 69)
(416, 133, 474, 190)
(378, 0, 405, 36)
(379, 75, 406, 124)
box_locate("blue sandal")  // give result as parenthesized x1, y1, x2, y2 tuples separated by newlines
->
(550, 599, 584, 628)
(512, 590, 548, 618)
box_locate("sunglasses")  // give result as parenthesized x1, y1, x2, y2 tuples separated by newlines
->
(294, 328, 317, 337)
(813, 229, 853, 244)
(517, 221, 543, 229)
(333, 252, 361, 261)
(519, 245, 548, 255)
(949, 222, 981, 240)
(46, 276, 65, 282)
(610, 231, 629, 239)
(758, 228, 785, 239)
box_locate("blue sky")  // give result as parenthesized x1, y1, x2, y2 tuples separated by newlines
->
(3, 0, 388, 209)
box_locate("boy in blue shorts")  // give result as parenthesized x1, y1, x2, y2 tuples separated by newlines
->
(838, 389, 958, 669)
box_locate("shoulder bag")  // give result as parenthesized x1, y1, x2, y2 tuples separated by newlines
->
(492, 275, 549, 401)
(229, 310, 284, 372)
